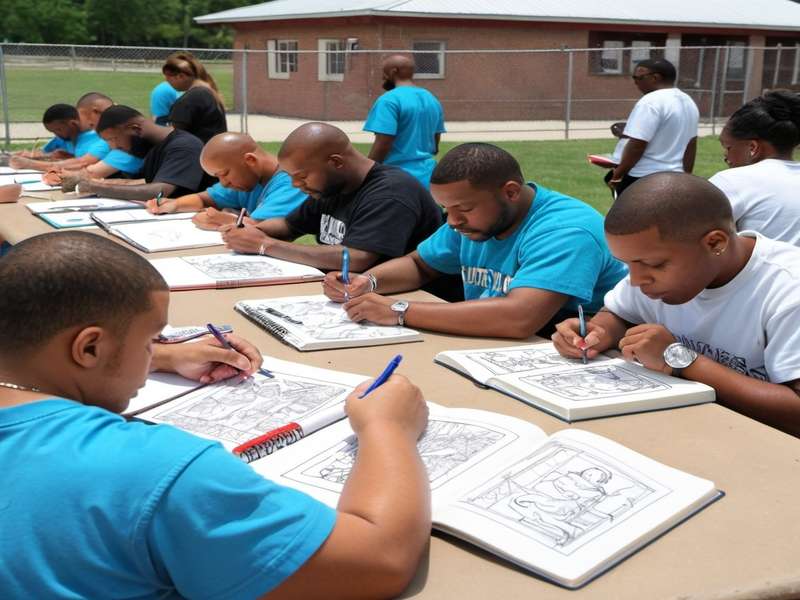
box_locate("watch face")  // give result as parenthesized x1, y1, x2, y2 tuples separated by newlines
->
(665, 344, 697, 369)
(391, 301, 409, 312)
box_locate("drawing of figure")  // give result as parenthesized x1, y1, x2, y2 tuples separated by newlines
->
(522, 366, 668, 400)
(509, 467, 613, 545)
(185, 256, 282, 280)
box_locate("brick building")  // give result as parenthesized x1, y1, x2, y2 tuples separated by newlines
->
(197, 0, 800, 121)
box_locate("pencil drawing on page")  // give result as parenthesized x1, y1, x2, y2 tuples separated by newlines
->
(466, 348, 610, 376)
(283, 419, 516, 492)
(255, 298, 409, 340)
(147, 374, 349, 444)
(182, 254, 283, 280)
(460, 441, 670, 555)
(520, 366, 670, 401)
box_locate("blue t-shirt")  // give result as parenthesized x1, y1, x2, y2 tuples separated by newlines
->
(42, 129, 110, 160)
(151, 81, 182, 125)
(207, 170, 308, 220)
(417, 183, 628, 312)
(0, 398, 336, 598)
(363, 86, 445, 188)
(103, 149, 144, 176)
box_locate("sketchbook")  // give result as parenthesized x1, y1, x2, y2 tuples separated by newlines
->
(105, 219, 224, 252)
(0, 173, 59, 191)
(253, 402, 721, 589)
(26, 198, 142, 214)
(235, 294, 423, 351)
(124, 372, 203, 417)
(0, 166, 39, 175)
(90, 209, 197, 230)
(150, 253, 324, 291)
(434, 342, 715, 422)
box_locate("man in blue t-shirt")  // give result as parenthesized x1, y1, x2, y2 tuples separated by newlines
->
(363, 54, 445, 188)
(0, 231, 431, 598)
(323, 143, 628, 339)
(150, 80, 182, 126)
(146, 132, 306, 229)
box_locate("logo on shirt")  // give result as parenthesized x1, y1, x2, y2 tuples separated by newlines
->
(677, 335, 768, 381)
(319, 214, 346, 245)
(461, 266, 513, 296)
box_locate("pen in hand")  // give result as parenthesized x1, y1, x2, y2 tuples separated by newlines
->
(235, 207, 247, 228)
(578, 305, 588, 365)
(360, 354, 403, 398)
(155, 191, 163, 207)
(206, 323, 274, 378)
(341, 247, 351, 302)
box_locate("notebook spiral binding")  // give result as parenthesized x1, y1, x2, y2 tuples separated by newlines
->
(236, 424, 305, 463)
(235, 304, 291, 344)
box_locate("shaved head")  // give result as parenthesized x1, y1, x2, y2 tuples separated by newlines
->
(605, 172, 734, 241)
(382, 54, 415, 79)
(202, 132, 260, 165)
(200, 132, 275, 192)
(278, 122, 352, 163)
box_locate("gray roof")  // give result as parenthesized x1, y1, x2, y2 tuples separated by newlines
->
(196, 0, 800, 31)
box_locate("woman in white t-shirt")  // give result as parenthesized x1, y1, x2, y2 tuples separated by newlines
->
(709, 90, 800, 246)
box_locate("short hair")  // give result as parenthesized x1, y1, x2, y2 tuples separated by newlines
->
(431, 143, 524, 190)
(635, 58, 676, 83)
(605, 173, 733, 241)
(0, 232, 167, 356)
(96, 105, 143, 133)
(76, 91, 113, 107)
(42, 104, 78, 124)
(726, 90, 800, 154)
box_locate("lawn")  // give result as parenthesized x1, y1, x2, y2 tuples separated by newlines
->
(261, 136, 727, 216)
(3, 66, 234, 122)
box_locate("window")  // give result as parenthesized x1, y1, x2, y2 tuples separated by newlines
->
(412, 41, 446, 78)
(726, 42, 747, 80)
(600, 41, 624, 74)
(318, 39, 346, 81)
(793, 44, 800, 85)
(267, 39, 297, 79)
(630, 41, 652, 72)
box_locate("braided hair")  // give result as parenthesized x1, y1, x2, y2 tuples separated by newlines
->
(727, 90, 800, 154)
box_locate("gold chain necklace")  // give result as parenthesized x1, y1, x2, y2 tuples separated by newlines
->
(0, 381, 41, 393)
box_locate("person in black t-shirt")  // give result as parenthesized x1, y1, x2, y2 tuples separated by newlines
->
(76, 105, 211, 201)
(162, 52, 227, 144)
(220, 122, 443, 273)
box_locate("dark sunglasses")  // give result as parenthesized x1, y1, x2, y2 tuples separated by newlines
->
(631, 72, 655, 82)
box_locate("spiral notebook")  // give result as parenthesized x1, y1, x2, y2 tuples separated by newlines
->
(235, 294, 422, 351)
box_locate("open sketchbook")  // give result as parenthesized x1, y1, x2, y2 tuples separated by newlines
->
(0, 173, 59, 191)
(150, 253, 324, 291)
(435, 342, 715, 422)
(105, 219, 224, 252)
(26, 198, 142, 214)
(235, 294, 422, 351)
(253, 403, 721, 589)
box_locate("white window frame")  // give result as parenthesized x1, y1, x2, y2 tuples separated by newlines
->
(267, 39, 297, 79)
(726, 41, 747, 80)
(792, 43, 800, 85)
(599, 40, 624, 74)
(630, 41, 652, 72)
(412, 41, 446, 79)
(318, 39, 346, 82)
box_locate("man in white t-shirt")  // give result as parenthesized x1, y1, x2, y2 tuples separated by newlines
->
(608, 59, 699, 197)
(552, 173, 800, 438)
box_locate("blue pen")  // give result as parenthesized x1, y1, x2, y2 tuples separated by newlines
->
(154, 191, 163, 207)
(342, 247, 351, 302)
(578, 305, 588, 365)
(206, 323, 274, 378)
(360, 355, 403, 398)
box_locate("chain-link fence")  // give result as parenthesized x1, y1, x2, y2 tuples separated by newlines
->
(1, 42, 797, 147)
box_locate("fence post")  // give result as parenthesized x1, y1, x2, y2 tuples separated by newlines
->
(717, 46, 730, 125)
(564, 49, 573, 140)
(709, 47, 721, 136)
(240, 47, 249, 134)
(0, 47, 10, 151)
(69, 45, 77, 70)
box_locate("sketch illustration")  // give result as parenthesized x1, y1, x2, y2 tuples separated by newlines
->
(520, 366, 670, 401)
(460, 441, 669, 555)
(183, 255, 284, 280)
(119, 222, 221, 247)
(253, 298, 409, 340)
(466, 347, 609, 376)
(283, 419, 515, 492)
(148, 374, 349, 444)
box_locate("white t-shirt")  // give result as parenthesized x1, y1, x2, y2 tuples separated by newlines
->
(604, 232, 800, 383)
(709, 159, 800, 247)
(623, 88, 699, 177)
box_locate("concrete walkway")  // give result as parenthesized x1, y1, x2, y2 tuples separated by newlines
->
(3, 115, 721, 143)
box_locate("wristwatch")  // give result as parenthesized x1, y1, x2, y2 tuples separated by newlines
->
(390, 300, 410, 326)
(663, 343, 698, 377)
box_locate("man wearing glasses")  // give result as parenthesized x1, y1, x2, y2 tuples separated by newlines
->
(607, 59, 699, 197)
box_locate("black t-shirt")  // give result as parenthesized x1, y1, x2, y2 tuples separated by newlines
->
(142, 129, 213, 196)
(168, 87, 227, 144)
(284, 163, 443, 259)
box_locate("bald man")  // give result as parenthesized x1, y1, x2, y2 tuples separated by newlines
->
(363, 54, 445, 188)
(146, 132, 306, 230)
(220, 122, 443, 272)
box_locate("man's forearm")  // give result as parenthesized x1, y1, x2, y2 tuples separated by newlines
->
(265, 238, 377, 271)
(613, 138, 648, 179)
(682, 357, 800, 437)
(82, 180, 172, 201)
(590, 309, 631, 347)
(683, 137, 698, 173)
(367, 254, 438, 294)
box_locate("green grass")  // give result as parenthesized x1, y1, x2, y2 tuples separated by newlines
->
(264, 136, 727, 216)
(4, 66, 234, 122)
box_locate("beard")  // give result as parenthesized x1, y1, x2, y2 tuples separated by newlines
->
(382, 79, 396, 91)
(129, 134, 154, 158)
(477, 199, 517, 240)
